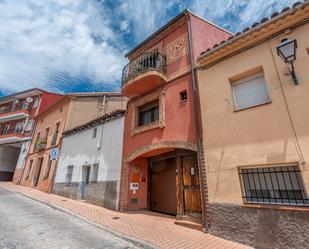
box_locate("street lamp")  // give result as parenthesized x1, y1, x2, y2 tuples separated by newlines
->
(276, 38, 298, 85)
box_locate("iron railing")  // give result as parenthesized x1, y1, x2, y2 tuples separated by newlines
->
(239, 166, 309, 206)
(0, 104, 29, 115)
(122, 52, 166, 86)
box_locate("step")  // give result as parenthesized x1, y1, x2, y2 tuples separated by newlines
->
(174, 220, 203, 231)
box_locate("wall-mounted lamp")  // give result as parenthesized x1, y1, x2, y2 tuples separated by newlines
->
(276, 38, 298, 85)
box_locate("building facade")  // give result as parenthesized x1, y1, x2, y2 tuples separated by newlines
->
(53, 110, 125, 210)
(196, 2, 309, 248)
(0, 88, 63, 182)
(119, 10, 231, 229)
(20, 92, 127, 193)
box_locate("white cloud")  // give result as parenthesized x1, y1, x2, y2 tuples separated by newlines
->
(191, 0, 296, 31)
(0, 0, 126, 93)
(0, 0, 297, 95)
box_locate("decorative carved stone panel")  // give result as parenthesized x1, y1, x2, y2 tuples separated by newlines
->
(166, 33, 189, 64)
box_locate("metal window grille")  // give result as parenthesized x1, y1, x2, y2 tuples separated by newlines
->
(65, 166, 74, 187)
(239, 165, 309, 206)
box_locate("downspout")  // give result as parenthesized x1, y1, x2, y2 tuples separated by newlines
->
(185, 12, 209, 231)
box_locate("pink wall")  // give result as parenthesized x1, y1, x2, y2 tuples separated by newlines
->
(190, 13, 231, 61)
(123, 73, 197, 158)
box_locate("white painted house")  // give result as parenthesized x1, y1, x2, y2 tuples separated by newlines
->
(53, 110, 125, 210)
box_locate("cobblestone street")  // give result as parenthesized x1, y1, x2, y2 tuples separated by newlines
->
(0, 183, 251, 249)
(0, 187, 146, 249)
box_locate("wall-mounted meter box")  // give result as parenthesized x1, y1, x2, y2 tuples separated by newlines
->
(130, 182, 139, 190)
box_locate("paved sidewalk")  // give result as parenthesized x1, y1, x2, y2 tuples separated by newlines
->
(0, 182, 251, 249)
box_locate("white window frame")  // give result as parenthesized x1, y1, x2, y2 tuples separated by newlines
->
(232, 72, 271, 111)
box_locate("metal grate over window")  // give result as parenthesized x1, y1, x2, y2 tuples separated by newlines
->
(239, 165, 309, 206)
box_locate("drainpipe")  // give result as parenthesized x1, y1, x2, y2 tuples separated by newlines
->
(185, 12, 209, 232)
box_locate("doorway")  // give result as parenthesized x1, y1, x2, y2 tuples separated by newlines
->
(180, 155, 202, 217)
(80, 165, 91, 199)
(149, 157, 176, 215)
(148, 150, 202, 220)
(33, 158, 43, 187)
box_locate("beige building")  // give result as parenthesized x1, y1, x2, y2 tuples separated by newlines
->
(196, 2, 309, 249)
(20, 92, 127, 193)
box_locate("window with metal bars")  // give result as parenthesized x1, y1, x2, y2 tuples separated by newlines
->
(239, 165, 309, 206)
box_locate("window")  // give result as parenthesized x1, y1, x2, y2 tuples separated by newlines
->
(45, 156, 53, 178)
(35, 132, 41, 143)
(2, 124, 10, 135)
(52, 122, 60, 145)
(44, 127, 50, 140)
(33, 98, 39, 108)
(25, 120, 34, 132)
(179, 90, 188, 101)
(25, 160, 33, 180)
(90, 163, 99, 182)
(22, 102, 29, 110)
(92, 128, 97, 139)
(239, 165, 309, 206)
(232, 73, 270, 110)
(65, 166, 74, 186)
(14, 122, 24, 133)
(138, 99, 159, 126)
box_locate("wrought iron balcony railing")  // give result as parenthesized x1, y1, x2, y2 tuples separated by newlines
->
(122, 52, 167, 86)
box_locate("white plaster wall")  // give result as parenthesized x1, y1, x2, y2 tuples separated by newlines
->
(16, 141, 31, 169)
(0, 146, 20, 172)
(55, 116, 124, 184)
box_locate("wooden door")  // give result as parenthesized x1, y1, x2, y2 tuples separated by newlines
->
(181, 155, 202, 216)
(33, 158, 43, 187)
(150, 158, 176, 215)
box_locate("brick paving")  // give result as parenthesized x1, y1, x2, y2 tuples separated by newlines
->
(0, 182, 252, 249)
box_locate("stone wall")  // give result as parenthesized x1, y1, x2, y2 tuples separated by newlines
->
(52, 182, 79, 200)
(209, 203, 309, 249)
(53, 181, 119, 210)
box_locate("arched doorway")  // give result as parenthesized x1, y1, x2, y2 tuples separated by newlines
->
(121, 141, 202, 222)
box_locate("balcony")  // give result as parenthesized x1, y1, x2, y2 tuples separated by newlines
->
(34, 138, 47, 152)
(121, 52, 167, 97)
(0, 130, 27, 145)
(0, 107, 30, 122)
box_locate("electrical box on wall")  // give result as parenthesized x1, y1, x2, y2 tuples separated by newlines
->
(130, 182, 139, 194)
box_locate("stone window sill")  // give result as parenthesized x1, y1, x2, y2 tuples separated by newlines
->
(131, 120, 164, 136)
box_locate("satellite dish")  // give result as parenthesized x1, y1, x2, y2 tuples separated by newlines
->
(26, 97, 33, 103)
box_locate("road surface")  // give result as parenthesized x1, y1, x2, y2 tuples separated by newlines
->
(0, 187, 143, 249)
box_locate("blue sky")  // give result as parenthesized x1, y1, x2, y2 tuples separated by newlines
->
(0, 0, 296, 96)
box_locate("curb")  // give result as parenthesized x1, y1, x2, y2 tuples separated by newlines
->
(2, 187, 158, 249)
